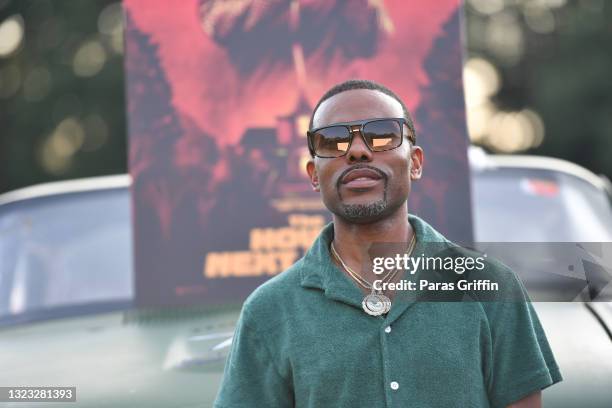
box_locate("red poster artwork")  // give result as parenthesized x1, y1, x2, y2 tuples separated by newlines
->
(124, 0, 473, 307)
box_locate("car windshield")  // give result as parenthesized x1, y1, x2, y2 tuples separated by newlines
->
(0, 187, 133, 323)
(472, 166, 612, 242)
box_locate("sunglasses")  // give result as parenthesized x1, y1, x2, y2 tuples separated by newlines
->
(306, 118, 416, 158)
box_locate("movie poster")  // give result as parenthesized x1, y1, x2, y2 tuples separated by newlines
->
(124, 0, 473, 307)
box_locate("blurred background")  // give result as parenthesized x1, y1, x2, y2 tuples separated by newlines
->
(0, 0, 610, 194)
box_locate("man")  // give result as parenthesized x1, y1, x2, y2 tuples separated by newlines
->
(213, 79, 562, 407)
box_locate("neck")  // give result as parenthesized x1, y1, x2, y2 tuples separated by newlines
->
(331, 203, 414, 278)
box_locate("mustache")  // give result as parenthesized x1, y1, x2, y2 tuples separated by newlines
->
(336, 164, 388, 188)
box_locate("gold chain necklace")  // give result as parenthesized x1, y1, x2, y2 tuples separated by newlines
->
(330, 233, 416, 316)
(330, 244, 400, 289)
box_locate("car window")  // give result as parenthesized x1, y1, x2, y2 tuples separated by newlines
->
(471, 167, 612, 242)
(0, 188, 133, 321)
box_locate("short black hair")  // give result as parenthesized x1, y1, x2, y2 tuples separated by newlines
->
(308, 79, 417, 142)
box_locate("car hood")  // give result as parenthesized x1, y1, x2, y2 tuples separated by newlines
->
(2, 302, 611, 407)
(532, 302, 612, 407)
(0, 305, 241, 408)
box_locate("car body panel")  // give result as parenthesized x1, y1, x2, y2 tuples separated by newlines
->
(533, 302, 612, 407)
(0, 306, 240, 407)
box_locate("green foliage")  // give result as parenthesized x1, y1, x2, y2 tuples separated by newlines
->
(466, 0, 612, 180)
(0, 0, 126, 194)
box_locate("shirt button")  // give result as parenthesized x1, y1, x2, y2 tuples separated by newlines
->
(390, 381, 399, 390)
(384, 326, 392, 333)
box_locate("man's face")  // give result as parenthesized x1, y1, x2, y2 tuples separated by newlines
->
(306, 89, 424, 224)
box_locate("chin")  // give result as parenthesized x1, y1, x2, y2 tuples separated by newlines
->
(338, 200, 388, 223)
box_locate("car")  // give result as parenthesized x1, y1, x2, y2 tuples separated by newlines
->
(1, 149, 611, 407)
(469, 149, 612, 407)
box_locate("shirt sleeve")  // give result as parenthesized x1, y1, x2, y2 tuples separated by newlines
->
(213, 306, 294, 408)
(482, 273, 563, 408)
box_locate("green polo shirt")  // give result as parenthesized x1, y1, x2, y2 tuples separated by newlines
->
(213, 215, 562, 408)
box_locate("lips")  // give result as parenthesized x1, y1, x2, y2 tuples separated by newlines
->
(340, 167, 384, 189)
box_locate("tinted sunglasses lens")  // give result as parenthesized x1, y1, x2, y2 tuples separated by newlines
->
(363, 120, 402, 151)
(311, 126, 351, 157)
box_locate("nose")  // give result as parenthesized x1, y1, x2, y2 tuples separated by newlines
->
(346, 128, 373, 163)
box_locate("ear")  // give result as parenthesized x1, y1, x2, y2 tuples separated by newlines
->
(409, 146, 424, 180)
(306, 159, 320, 192)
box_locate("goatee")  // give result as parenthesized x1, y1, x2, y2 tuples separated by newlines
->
(339, 199, 388, 223)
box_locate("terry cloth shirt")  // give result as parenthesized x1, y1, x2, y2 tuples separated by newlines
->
(213, 215, 562, 408)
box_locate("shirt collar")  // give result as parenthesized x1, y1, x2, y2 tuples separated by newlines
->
(299, 214, 451, 307)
